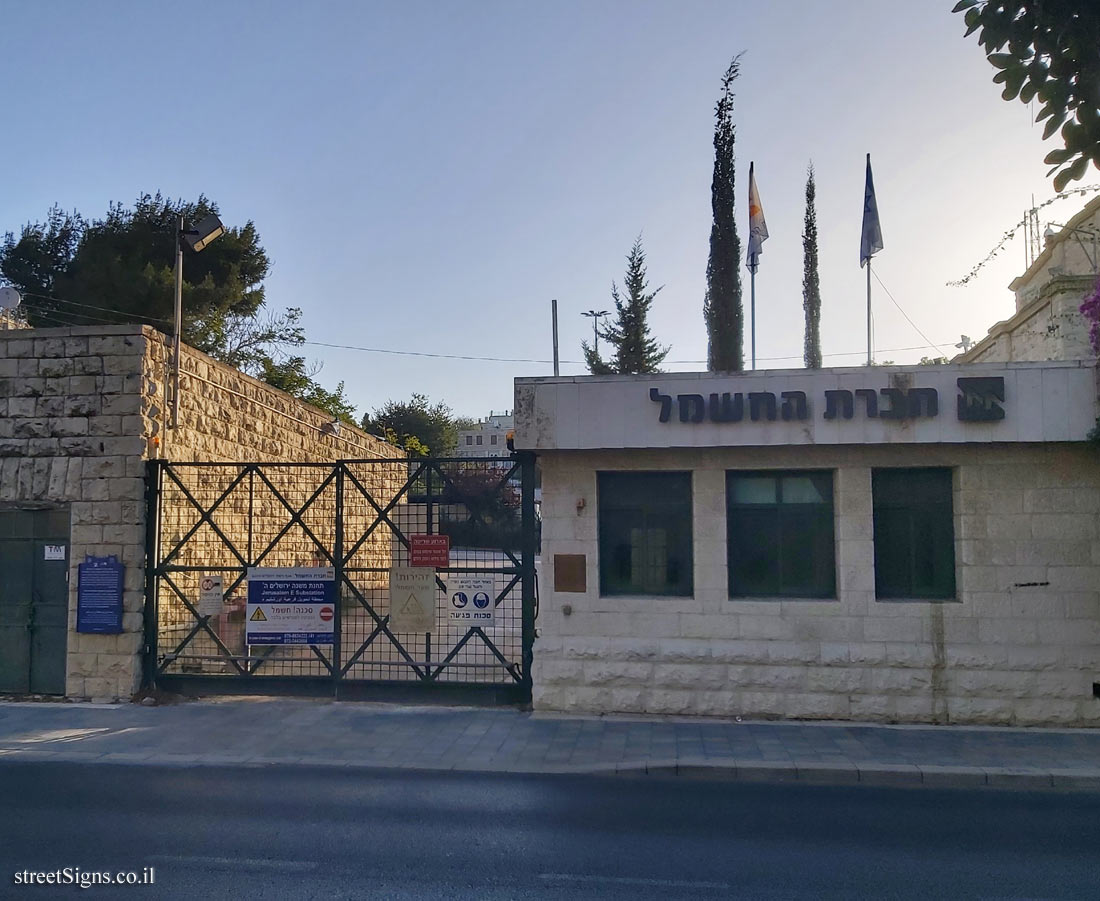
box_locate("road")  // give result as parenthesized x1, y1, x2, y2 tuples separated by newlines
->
(0, 763, 1096, 899)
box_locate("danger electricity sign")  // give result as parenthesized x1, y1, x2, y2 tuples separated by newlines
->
(245, 567, 336, 645)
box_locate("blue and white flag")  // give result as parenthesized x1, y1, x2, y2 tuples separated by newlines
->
(746, 161, 768, 274)
(860, 153, 883, 268)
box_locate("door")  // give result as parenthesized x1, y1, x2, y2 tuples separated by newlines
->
(0, 508, 70, 695)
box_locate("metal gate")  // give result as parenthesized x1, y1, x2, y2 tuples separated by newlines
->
(144, 454, 537, 703)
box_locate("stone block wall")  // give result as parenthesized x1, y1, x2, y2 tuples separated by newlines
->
(0, 324, 403, 699)
(144, 331, 404, 679)
(532, 443, 1100, 726)
(0, 327, 151, 701)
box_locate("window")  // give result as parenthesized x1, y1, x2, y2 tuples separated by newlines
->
(490, 434, 498, 445)
(872, 468, 956, 599)
(726, 471, 835, 598)
(476, 435, 483, 446)
(598, 472, 692, 596)
(465, 435, 473, 446)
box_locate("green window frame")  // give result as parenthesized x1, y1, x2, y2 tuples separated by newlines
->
(872, 468, 956, 600)
(726, 471, 836, 599)
(598, 472, 693, 597)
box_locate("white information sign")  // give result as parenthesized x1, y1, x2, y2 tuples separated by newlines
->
(388, 567, 436, 633)
(449, 575, 496, 626)
(44, 545, 66, 561)
(197, 574, 225, 616)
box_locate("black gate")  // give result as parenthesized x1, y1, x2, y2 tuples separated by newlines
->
(144, 454, 537, 703)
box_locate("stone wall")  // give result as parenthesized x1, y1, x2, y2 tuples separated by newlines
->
(0, 324, 403, 700)
(147, 330, 404, 682)
(532, 443, 1100, 726)
(963, 277, 1096, 364)
(0, 327, 152, 701)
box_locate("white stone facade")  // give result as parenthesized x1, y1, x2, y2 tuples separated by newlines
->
(515, 364, 1100, 726)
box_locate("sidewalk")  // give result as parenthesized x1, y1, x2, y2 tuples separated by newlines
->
(1, 698, 1098, 790)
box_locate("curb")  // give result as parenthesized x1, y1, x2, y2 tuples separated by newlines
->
(3, 748, 1099, 791)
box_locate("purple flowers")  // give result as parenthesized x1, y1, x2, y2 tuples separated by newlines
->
(1081, 274, 1100, 355)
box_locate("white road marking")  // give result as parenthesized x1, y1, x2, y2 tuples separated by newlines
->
(539, 873, 729, 890)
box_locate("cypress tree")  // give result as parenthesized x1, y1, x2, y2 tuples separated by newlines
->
(703, 55, 744, 371)
(802, 163, 823, 369)
(584, 236, 669, 374)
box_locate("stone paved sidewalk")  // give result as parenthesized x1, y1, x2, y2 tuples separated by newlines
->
(1, 699, 1098, 790)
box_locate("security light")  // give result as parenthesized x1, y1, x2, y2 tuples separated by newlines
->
(183, 214, 225, 253)
(172, 212, 227, 429)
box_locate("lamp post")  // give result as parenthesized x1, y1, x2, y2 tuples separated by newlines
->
(582, 309, 609, 355)
(172, 213, 225, 429)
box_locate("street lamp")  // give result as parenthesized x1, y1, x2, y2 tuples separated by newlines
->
(582, 309, 609, 355)
(172, 213, 225, 428)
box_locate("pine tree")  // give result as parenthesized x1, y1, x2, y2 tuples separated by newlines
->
(802, 163, 823, 369)
(583, 236, 669, 374)
(703, 55, 744, 372)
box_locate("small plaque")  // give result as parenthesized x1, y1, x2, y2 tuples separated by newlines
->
(554, 554, 587, 593)
(44, 545, 66, 561)
(197, 574, 225, 617)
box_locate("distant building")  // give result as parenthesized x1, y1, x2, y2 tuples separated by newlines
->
(458, 410, 513, 457)
(958, 195, 1099, 364)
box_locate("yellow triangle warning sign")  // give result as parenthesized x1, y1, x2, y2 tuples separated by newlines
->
(249, 607, 267, 622)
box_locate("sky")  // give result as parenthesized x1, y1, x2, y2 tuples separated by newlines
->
(2, 0, 1095, 421)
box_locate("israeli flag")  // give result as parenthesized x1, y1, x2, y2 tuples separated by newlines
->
(860, 153, 883, 268)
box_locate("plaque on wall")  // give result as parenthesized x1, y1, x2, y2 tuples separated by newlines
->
(76, 555, 124, 634)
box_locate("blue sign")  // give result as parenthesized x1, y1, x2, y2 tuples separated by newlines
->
(473, 592, 491, 609)
(245, 567, 336, 646)
(76, 555, 124, 634)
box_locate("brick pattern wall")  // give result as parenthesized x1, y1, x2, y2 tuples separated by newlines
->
(0, 328, 151, 701)
(145, 331, 404, 680)
(532, 444, 1100, 726)
(1, 325, 403, 700)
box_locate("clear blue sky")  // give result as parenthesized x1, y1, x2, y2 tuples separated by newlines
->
(1, 1, 1087, 420)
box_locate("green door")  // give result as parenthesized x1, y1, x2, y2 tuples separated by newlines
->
(0, 508, 70, 695)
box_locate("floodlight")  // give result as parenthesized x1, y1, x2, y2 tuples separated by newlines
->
(183, 214, 225, 253)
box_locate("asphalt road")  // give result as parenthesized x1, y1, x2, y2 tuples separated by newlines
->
(0, 763, 1096, 900)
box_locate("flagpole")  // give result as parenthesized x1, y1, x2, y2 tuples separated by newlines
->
(866, 261, 872, 365)
(751, 269, 756, 370)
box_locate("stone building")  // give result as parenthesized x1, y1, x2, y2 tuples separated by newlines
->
(0, 324, 400, 701)
(514, 362, 1100, 726)
(959, 196, 1099, 364)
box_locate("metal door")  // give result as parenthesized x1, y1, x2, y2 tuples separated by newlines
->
(0, 508, 70, 695)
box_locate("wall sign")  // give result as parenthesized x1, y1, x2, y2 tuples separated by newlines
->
(449, 574, 496, 625)
(76, 555, 124, 634)
(246, 567, 336, 645)
(649, 377, 1005, 425)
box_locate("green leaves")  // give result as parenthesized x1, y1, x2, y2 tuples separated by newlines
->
(955, 1, 1100, 190)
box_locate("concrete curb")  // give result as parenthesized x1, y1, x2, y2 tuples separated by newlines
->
(2, 747, 1099, 791)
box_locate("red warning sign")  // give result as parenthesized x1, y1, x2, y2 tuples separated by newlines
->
(409, 535, 450, 568)
(319, 606, 334, 622)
